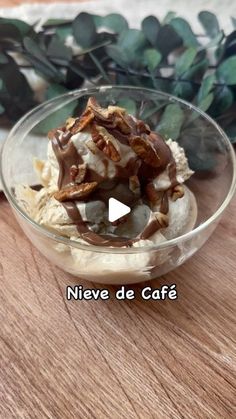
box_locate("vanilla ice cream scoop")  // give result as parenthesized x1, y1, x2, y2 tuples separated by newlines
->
(17, 97, 197, 249)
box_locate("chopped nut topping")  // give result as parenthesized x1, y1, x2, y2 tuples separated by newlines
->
(54, 182, 97, 202)
(129, 134, 162, 167)
(171, 184, 185, 201)
(154, 212, 169, 228)
(129, 175, 141, 196)
(91, 125, 121, 162)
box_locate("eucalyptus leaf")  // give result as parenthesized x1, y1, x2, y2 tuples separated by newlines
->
(56, 26, 72, 41)
(47, 35, 72, 64)
(102, 14, 128, 33)
(162, 11, 176, 25)
(43, 19, 71, 27)
(172, 81, 195, 101)
(198, 92, 214, 112)
(24, 37, 64, 82)
(117, 98, 136, 115)
(183, 58, 209, 81)
(143, 48, 162, 72)
(175, 47, 197, 76)
(216, 56, 236, 84)
(209, 85, 234, 116)
(157, 103, 184, 140)
(142, 16, 160, 46)
(198, 11, 220, 38)
(72, 13, 97, 48)
(0, 18, 34, 40)
(118, 29, 147, 53)
(155, 24, 182, 56)
(106, 45, 130, 67)
(45, 83, 69, 100)
(117, 29, 148, 66)
(197, 73, 216, 103)
(170, 18, 199, 47)
(35, 85, 76, 134)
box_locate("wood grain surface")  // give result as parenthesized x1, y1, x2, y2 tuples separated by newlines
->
(1, 190, 236, 419)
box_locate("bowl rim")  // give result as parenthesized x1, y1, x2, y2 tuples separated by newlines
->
(1, 85, 236, 254)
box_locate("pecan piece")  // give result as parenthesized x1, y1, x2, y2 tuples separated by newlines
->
(171, 184, 184, 201)
(129, 175, 141, 196)
(154, 212, 169, 228)
(70, 163, 87, 184)
(66, 109, 94, 134)
(87, 97, 132, 134)
(91, 125, 121, 162)
(129, 134, 162, 167)
(54, 182, 97, 202)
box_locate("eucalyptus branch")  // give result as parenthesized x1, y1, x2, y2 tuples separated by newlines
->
(0, 11, 236, 143)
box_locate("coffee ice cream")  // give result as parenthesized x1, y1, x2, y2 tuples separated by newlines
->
(16, 97, 197, 282)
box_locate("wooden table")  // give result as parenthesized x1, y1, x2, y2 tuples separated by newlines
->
(1, 1, 236, 418)
(1, 190, 236, 419)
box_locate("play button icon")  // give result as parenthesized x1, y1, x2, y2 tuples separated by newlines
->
(108, 198, 131, 223)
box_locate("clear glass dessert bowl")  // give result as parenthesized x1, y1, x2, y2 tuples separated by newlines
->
(1, 86, 236, 284)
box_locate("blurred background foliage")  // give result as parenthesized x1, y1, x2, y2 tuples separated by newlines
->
(0, 11, 236, 142)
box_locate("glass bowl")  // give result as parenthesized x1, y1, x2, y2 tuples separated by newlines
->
(1, 86, 235, 284)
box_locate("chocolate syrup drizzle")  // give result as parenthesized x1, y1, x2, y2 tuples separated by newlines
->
(50, 101, 178, 247)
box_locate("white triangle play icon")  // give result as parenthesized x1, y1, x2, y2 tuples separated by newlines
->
(108, 198, 131, 223)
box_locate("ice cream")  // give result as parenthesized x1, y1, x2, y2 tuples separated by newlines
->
(15, 97, 197, 282)
(17, 97, 196, 246)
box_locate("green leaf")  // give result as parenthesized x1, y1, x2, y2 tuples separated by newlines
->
(162, 11, 176, 25)
(43, 19, 71, 27)
(35, 85, 76, 134)
(170, 18, 199, 47)
(210, 85, 234, 116)
(216, 56, 236, 84)
(157, 103, 184, 140)
(72, 12, 97, 48)
(198, 11, 220, 38)
(198, 92, 214, 112)
(118, 29, 147, 53)
(23, 37, 64, 82)
(116, 29, 148, 66)
(47, 35, 72, 64)
(172, 81, 194, 101)
(142, 16, 160, 46)
(102, 14, 128, 33)
(106, 45, 130, 67)
(0, 18, 34, 40)
(175, 47, 197, 76)
(143, 48, 162, 72)
(155, 25, 183, 56)
(56, 26, 72, 41)
(117, 98, 136, 115)
(45, 83, 69, 100)
(183, 58, 209, 80)
(197, 73, 216, 103)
